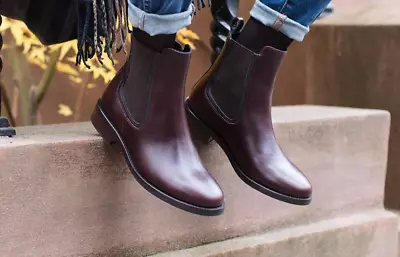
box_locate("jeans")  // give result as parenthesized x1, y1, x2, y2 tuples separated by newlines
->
(128, 0, 331, 41)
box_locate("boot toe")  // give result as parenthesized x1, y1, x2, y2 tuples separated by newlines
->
(183, 176, 224, 209)
(250, 160, 312, 200)
(152, 166, 225, 210)
(274, 164, 312, 199)
(289, 172, 312, 199)
(198, 180, 225, 208)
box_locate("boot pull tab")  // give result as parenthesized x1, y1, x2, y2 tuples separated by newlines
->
(231, 17, 244, 38)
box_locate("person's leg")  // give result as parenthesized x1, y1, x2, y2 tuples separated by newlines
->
(128, 0, 193, 52)
(128, 0, 193, 36)
(92, 0, 224, 216)
(186, 0, 332, 205)
(237, 0, 331, 52)
(256, 0, 332, 33)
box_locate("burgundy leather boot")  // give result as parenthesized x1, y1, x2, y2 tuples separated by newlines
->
(186, 22, 312, 206)
(91, 36, 224, 216)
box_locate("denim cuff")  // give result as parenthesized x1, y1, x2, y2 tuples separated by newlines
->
(250, 0, 309, 41)
(128, 2, 194, 36)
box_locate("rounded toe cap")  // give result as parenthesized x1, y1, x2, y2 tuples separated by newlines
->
(187, 177, 224, 209)
(291, 174, 312, 199)
(274, 163, 312, 199)
(251, 161, 312, 200)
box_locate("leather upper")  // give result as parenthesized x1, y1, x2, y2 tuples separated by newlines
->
(188, 38, 312, 199)
(101, 38, 224, 208)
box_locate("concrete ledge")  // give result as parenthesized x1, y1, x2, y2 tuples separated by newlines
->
(153, 210, 398, 257)
(0, 105, 390, 256)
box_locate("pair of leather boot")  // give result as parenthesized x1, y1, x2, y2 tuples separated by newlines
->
(91, 19, 312, 216)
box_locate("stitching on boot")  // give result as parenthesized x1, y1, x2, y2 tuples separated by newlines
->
(206, 42, 256, 124)
(119, 53, 157, 128)
(206, 45, 239, 123)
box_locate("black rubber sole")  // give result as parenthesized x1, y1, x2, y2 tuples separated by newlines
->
(91, 99, 225, 216)
(185, 100, 312, 206)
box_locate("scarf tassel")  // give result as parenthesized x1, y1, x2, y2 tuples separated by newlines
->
(76, 0, 130, 68)
(76, 0, 210, 68)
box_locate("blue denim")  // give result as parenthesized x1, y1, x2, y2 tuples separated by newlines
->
(128, 0, 194, 36)
(260, 0, 331, 27)
(128, 0, 331, 41)
(130, 0, 192, 15)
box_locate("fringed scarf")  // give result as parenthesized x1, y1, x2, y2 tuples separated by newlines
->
(75, 0, 129, 68)
(75, 0, 210, 68)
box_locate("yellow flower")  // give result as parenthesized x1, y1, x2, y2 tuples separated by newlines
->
(58, 104, 73, 117)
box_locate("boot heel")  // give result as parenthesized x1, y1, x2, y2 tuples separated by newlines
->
(91, 100, 118, 145)
(185, 102, 213, 145)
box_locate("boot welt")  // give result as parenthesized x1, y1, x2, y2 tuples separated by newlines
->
(91, 99, 225, 216)
(185, 100, 312, 206)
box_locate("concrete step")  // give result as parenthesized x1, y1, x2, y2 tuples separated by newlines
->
(0, 105, 390, 256)
(153, 210, 398, 257)
(392, 212, 400, 257)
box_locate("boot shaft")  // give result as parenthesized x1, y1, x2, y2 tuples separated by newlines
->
(117, 37, 192, 129)
(192, 37, 286, 123)
(186, 31, 312, 205)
